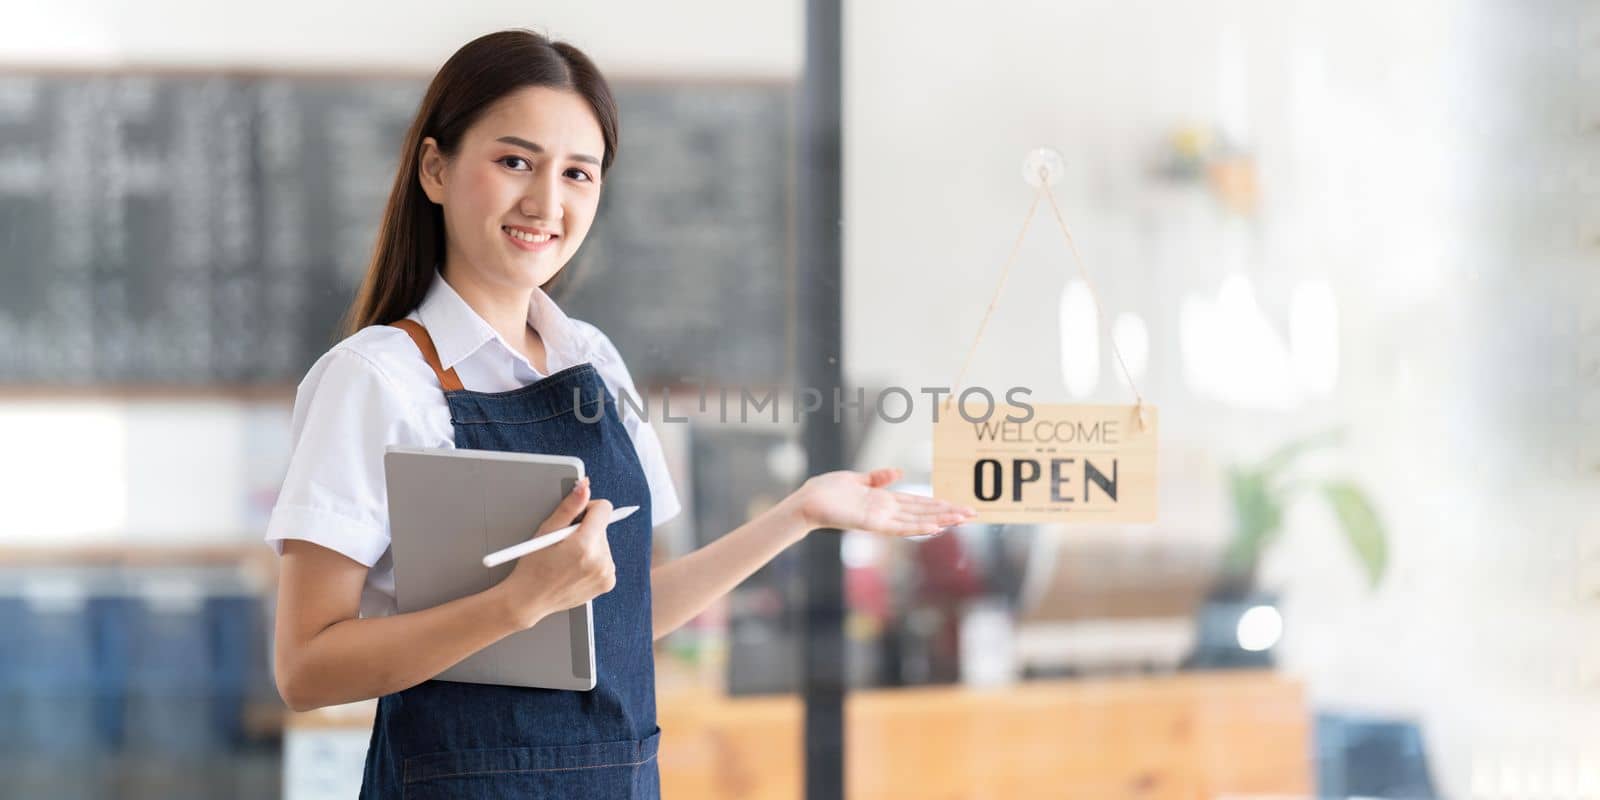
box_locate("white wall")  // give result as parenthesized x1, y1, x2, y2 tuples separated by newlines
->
(0, 399, 290, 542)
(0, 0, 803, 78)
(845, 0, 1599, 796)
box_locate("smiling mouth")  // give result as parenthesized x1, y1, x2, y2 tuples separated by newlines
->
(502, 226, 557, 243)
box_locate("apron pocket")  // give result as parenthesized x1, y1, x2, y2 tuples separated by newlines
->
(401, 728, 661, 800)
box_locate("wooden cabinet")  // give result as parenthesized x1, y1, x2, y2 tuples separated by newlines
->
(658, 671, 1310, 800)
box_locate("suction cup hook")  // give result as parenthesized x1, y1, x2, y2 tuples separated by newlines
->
(1023, 147, 1064, 187)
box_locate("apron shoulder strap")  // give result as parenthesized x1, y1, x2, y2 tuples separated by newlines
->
(389, 319, 465, 392)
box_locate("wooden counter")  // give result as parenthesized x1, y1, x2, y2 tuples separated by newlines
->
(288, 671, 1310, 800)
(658, 670, 1310, 800)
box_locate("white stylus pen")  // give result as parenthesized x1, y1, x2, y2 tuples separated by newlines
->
(482, 504, 641, 568)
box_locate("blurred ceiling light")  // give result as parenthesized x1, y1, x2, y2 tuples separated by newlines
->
(1289, 279, 1339, 394)
(1111, 312, 1150, 382)
(0, 404, 126, 539)
(1236, 604, 1283, 652)
(1058, 279, 1099, 398)
(1180, 273, 1300, 411)
(1179, 293, 1218, 400)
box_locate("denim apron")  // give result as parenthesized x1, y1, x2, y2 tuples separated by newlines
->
(359, 319, 660, 799)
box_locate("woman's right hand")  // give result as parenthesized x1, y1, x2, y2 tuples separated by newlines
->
(492, 477, 617, 630)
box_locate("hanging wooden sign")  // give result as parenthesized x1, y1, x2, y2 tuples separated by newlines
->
(933, 403, 1157, 523)
(932, 149, 1160, 524)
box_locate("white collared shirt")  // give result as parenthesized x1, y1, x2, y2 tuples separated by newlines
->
(265, 270, 682, 618)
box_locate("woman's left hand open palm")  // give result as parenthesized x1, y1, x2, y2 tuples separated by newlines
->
(794, 467, 975, 537)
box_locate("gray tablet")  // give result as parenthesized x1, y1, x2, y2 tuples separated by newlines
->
(384, 446, 596, 691)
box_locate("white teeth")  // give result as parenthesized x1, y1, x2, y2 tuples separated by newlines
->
(504, 227, 553, 243)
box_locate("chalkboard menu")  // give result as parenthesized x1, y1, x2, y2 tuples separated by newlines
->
(0, 73, 792, 387)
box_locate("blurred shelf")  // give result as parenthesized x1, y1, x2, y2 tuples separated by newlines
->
(0, 542, 276, 569)
(0, 383, 297, 402)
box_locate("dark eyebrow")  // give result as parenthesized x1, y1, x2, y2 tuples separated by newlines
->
(495, 135, 601, 167)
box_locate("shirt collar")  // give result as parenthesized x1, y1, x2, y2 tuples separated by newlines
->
(413, 269, 596, 372)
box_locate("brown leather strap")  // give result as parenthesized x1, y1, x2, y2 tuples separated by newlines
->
(389, 319, 464, 392)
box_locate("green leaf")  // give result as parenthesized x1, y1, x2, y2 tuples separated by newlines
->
(1321, 481, 1387, 587)
(1224, 468, 1283, 577)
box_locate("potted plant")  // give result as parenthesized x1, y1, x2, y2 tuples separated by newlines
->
(1218, 429, 1387, 595)
(1185, 430, 1387, 669)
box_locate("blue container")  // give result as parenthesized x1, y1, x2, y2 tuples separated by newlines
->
(89, 592, 136, 749)
(8, 585, 100, 757)
(204, 592, 266, 749)
(122, 584, 218, 757)
(0, 594, 27, 754)
(2, 566, 276, 800)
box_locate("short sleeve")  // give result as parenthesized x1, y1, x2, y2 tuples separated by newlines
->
(264, 348, 419, 566)
(582, 326, 683, 528)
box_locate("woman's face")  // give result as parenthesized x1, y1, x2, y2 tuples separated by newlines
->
(418, 85, 606, 291)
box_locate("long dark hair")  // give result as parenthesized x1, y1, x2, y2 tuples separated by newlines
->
(340, 29, 619, 337)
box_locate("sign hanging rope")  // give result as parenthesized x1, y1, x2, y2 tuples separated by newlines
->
(943, 148, 1147, 430)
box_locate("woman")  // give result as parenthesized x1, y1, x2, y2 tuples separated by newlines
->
(266, 29, 974, 799)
